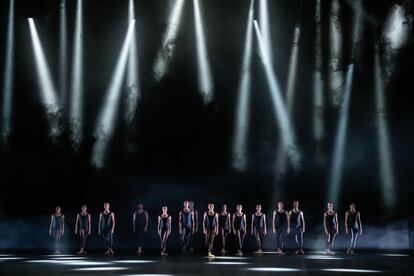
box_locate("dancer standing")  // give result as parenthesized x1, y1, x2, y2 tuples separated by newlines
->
(75, 205, 91, 254)
(133, 203, 148, 254)
(232, 204, 247, 256)
(158, 206, 172, 256)
(98, 202, 115, 256)
(272, 202, 288, 255)
(49, 206, 65, 254)
(189, 201, 198, 252)
(203, 203, 219, 258)
(218, 204, 231, 254)
(345, 203, 362, 255)
(288, 200, 305, 255)
(251, 204, 267, 254)
(324, 202, 339, 255)
(179, 200, 195, 253)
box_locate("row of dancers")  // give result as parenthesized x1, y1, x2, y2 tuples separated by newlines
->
(49, 201, 362, 257)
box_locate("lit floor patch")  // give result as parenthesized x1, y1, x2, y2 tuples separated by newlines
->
(246, 267, 301, 272)
(321, 268, 382, 273)
(113, 260, 156, 264)
(206, 261, 250, 265)
(73, 267, 129, 271)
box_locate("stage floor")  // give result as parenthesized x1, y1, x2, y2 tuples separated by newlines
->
(0, 252, 412, 275)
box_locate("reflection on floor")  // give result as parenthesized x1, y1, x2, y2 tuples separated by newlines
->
(0, 252, 412, 275)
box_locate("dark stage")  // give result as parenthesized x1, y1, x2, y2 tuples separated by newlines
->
(1, 0, 414, 274)
(0, 252, 413, 275)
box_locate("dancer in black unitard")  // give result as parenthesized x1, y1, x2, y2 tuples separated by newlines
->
(218, 204, 231, 254)
(273, 202, 288, 255)
(75, 205, 91, 255)
(179, 200, 195, 253)
(345, 203, 362, 255)
(324, 202, 339, 255)
(203, 203, 219, 258)
(251, 204, 267, 254)
(133, 203, 148, 254)
(288, 200, 305, 255)
(98, 202, 115, 255)
(158, 206, 171, 256)
(232, 204, 247, 256)
(49, 206, 65, 254)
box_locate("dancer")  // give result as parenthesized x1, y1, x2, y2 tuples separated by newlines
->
(324, 202, 339, 255)
(345, 203, 362, 255)
(98, 202, 115, 256)
(158, 206, 171, 256)
(189, 201, 199, 252)
(49, 206, 65, 254)
(74, 205, 91, 254)
(218, 204, 231, 254)
(232, 204, 247, 256)
(133, 203, 148, 254)
(272, 201, 288, 255)
(288, 200, 305, 255)
(179, 200, 195, 253)
(203, 203, 219, 258)
(251, 204, 267, 254)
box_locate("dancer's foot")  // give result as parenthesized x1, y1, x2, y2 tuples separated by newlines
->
(299, 249, 305, 255)
(207, 252, 215, 258)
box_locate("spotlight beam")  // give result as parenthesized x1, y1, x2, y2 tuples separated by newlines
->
(59, 0, 68, 105)
(28, 18, 62, 139)
(254, 20, 301, 171)
(259, 0, 273, 63)
(231, 0, 255, 171)
(193, 0, 214, 104)
(91, 20, 135, 168)
(153, 0, 185, 81)
(275, 24, 301, 175)
(327, 64, 354, 205)
(69, 0, 84, 148)
(374, 50, 396, 209)
(125, 0, 140, 135)
(1, 0, 14, 146)
(313, 0, 324, 142)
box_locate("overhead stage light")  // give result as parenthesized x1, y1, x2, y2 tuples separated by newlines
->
(91, 20, 136, 168)
(153, 0, 185, 81)
(28, 18, 62, 140)
(1, 0, 15, 146)
(231, 0, 255, 171)
(193, 0, 214, 104)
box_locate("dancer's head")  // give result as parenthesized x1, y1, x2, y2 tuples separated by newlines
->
(236, 204, 243, 212)
(221, 204, 227, 212)
(208, 203, 214, 212)
(256, 204, 262, 212)
(104, 202, 110, 210)
(277, 202, 284, 210)
(162, 206, 168, 213)
(293, 201, 299, 209)
(81, 205, 87, 212)
(55, 206, 61, 213)
(183, 200, 190, 209)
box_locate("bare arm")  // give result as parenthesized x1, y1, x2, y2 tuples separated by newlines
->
(157, 216, 161, 235)
(243, 214, 247, 233)
(227, 213, 231, 232)
(202, 212, 207, 234)
(301, 212, 305, 233)
(168, 216, 172, 234)
(144, 211, 149, 232)
(133, 212, 136, 232)
(357, 212, 362, 234)
(49, 215, 53, 235)
(75, 214, 79, 234)
(98, 213, 102, 234)
(287, 211, 291, 233)
(178, 211, 182, 233)
(251, 214, 254, 234)
(61, 215, 65, 235)
(263, 214, 267, 234)
(324, 213, 328, 233)
(335, 213, 339, 234)
(191, 212, 195, 234)
(232, 214, 236, 234)
(195, 211, 199, 232)
(215, 214, 219, 234)
(345, 212, 349, 233)
(272, 211, 276, 234)
(88, 214, 91, 235)
(111, 213, 115, 234)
